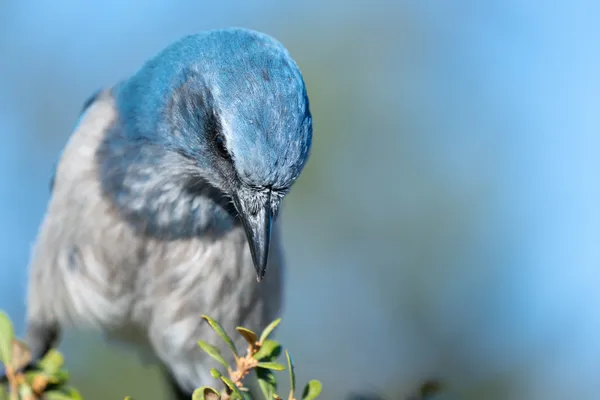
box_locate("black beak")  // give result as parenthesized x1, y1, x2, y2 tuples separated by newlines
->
(233, 191, 272, 282)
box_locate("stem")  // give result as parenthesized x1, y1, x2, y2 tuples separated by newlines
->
(5, 366, 18, 400)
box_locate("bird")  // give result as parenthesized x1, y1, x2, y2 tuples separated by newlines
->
(20, 27, 312, 399)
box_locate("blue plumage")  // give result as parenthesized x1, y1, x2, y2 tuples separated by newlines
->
(95, 27, 312, 280)
(21, 27, 313, 399)
(115, 27, 311, 188)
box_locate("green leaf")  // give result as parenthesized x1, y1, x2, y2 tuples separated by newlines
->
(0, 311, 14, 365)
(198, 340, 229, 369)
(252, 339, 281, 361)
(25, 368, 70, 387)
(285, 350, 295, 394)
(54, 369, 70, 384)
(49, 387, 83, 400)
(69, 388, 84, 400)
(259, 318, 281, 343)
(220, 376, 244, 399)
(235, 327, 258, 346)
(301, 380, 322, 400)
(256, 362, 286, 371)
(0, 385, 7, 400)
(241, 392, 253, 400)
(19, 383, 34, 399)
(201, 315, 238, 358)
(210, 368, 223, 379)
(192, 386, 221, 400)
(256, 368, 276, 400)
(24, 370, 43, 386)
(39, 349, 64, 374)
(23, 370, 38, 385)
(45, 390, 75, 400)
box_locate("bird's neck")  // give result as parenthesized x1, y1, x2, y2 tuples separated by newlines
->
(96, 122, 238, 241)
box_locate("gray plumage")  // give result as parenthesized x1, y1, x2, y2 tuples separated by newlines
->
(23, 27, 312, 399)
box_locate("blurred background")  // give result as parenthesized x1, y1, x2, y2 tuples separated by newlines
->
(1, 1, 599, 399)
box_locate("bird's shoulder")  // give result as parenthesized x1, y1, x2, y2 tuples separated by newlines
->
(50, 88, 117, 192)
(42, 87, 132, 247)
(49, 88, 116, 193)
(80, 88, 103, 116)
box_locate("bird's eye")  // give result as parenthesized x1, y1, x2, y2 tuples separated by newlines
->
(203, 107, 230, 160)
(214, 132, 230, 159)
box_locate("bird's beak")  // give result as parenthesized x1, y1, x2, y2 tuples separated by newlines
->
(233, 191, 272, 282)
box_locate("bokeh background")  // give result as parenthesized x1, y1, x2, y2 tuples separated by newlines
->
(1, 1, 599, 399)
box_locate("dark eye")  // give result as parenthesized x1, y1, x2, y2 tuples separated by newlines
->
(202, 105, 230, 161)
(214, 132, 229, 159)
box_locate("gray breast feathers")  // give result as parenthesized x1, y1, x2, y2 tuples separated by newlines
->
(26, 89, 285, 364)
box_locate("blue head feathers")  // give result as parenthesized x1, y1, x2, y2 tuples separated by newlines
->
(100, 28, 313, 280)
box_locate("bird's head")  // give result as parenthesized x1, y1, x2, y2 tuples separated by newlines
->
(115, 28, 312, 281)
